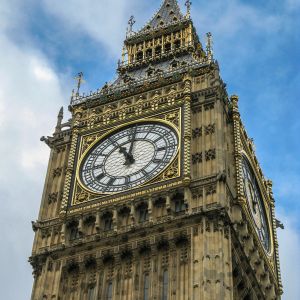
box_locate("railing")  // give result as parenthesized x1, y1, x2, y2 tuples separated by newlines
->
(125, 15, 190, 41)
(71, 58, 211, 106)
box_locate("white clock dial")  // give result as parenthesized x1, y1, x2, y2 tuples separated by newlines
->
(80, 122, 179, 194)
(241, 156, 270, 252)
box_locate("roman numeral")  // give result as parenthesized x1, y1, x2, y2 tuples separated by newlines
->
(157, 146, 167, 151)
(83, 165, 103, 172)
(141, 169, 148, 176)
(153, 159, 162, 163)
(107, 178, 116, 186)
(95, 173, 105, 181)
(125, 176, 130, 184)
(153, 136, 162, 143)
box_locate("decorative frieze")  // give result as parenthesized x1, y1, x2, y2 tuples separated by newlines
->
(204, 102, 215, 111)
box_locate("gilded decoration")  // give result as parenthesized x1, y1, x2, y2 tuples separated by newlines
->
(70, 108, 182, 207)
(74, 88, 185, 133)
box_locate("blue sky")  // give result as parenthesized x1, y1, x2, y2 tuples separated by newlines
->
(0, 0, 299, 299)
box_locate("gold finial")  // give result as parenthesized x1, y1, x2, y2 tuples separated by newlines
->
(206, 32, 213, 62)
(185, 0, 192, 18)
(74, 72, 85, 96)
(127, 15, 136, 37)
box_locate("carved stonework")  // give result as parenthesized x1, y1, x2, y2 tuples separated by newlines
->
(53, 167, 63, 178)
(192, 188, 203, 199)
(206, 184, 217, 195)
(31, 1, 282, 299)
(205, 149, 216, 161)
(74, 186, 90, 204)
(192, 152, 202, 164)
(48, 192, 58, 204)
(204, 123, 215, 135)
(192, 127, 202, 138)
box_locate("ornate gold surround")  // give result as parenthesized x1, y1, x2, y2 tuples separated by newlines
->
(240, 150, 274, 257)
(70, 108, 182, 207)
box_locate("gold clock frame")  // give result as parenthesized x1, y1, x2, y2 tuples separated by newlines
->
(241, 151, 274, 257)
(76, 118, 180, 195)
(70, 108, 182, 207)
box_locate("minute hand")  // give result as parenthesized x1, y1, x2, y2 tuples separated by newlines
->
(128, 126, 137, 156)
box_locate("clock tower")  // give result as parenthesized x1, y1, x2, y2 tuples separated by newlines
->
(30, 1, 283, 299)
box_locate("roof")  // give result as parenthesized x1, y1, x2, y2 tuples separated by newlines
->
(139, 0, 184, 33)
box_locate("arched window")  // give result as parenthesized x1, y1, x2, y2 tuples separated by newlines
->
(174, 40, 181, 49)
(67, 220, 80, 241)
(173, 193, 185, 213)
(103, 212, 113, 231)
(106, 282, 113, 300)
(87, 286, 95, 300)
(138, 203, 149, 223)
(143, 274, 150, 300)
(137, 51, 143, 61)
(155, 46, 162, 56)
(146, 48, 153, 58)
(164, 43, 171, 53)
(162, 270, 168, 300)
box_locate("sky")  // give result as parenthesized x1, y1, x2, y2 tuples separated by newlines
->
(0, 0, 299, 299)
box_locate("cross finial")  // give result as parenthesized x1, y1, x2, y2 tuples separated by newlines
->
(74, 72, 85, 96)
(185, 0, 192, 18)
(127, 15, 136, 37)
(206, 32, 214, 62)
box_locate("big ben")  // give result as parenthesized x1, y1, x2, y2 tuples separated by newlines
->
(30, 0, 283, 299)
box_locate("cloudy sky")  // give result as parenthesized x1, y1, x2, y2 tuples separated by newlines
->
(0, 0, 299, 299)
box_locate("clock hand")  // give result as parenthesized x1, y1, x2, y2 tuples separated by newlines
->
(122, 126, 137, 166)
(128, 125, 137, 157)
(119, 146, 134, 165)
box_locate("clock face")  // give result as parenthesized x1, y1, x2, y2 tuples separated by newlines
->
(79, 122, 179, 194)
(241, 156, 270, 252)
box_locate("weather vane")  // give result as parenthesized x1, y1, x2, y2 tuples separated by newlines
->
(185, 0, 192, 18)
(73, 72, 85, 96)
(127, 15, 136, 37)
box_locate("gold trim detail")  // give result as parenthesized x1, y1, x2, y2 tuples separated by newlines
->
(70, 109, 182, 206)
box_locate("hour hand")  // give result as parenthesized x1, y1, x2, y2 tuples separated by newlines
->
(119, 146, 134, 165)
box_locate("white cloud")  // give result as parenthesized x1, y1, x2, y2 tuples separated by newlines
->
(0, 2, 69, 298)
(32, 60, 56, 82)
(41, 0, 141, 57)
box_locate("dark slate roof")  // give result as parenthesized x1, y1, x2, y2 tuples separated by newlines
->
(111, 53, 198, 88)
(140, 0, 184, 32)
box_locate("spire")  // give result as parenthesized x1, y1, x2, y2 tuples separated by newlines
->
(140, 0, 184, 33)
(206, 32, 214, 62)
(126, 16, 136, 38)
(55, 106, 64, 133)
(185, 0, 192, 18)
